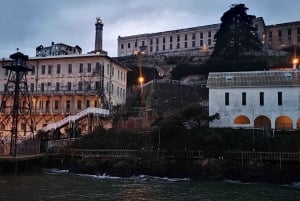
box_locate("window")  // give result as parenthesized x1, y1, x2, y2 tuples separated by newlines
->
(56, 82, 60, 91)
(156, 38, 159, 44)
(156, 45, 159, 51)
(260, 92, 264, 106)
(225, 92, 229, 105)
(170, 36, 173, 43)
(163, 37, 165, 43)
(77, 100, 82, 110)
(278, 30, 282, 37)
(278, 92, 282, 105)
(46, 100, 50, 112)
(107, 64, 110, 75)
(78, 82, 82, 91)
(208, 31, 211, 38)
(150, 39, 153, 45)
(200, 32, 203, 39)
(66, 100, 71, 112)
(177, 43, 180, 49)
(54, 100, 59, 110)
(177, 35, 180, 42)
(88, 63, 91, 73)
(163, 44, 165, 50)
(208, 39, 211, 46)
(95, 81, 100, 90)
(121, 44, 124, 49)
(79, 63, 83, 73)
(242, 92, 246, 105)
(96, 62, 100, 72)
(41, 65, 45, 74)
(127, 43, 131, 48)
(150, 46, 153, 52)
(68, 64, 72, 73)
(192, 41, 195, 47)
(48, 65, 52, 75)
(200, 40, 203, 46)
(57, 64, 61, 74)
(31, 65, 35, 75)
(192, 33, 195, 40)
(94, 100, 98, 107)
(41, 83, 44, 92)
(30, 83, 34, 92)
(184, 42, 187, 48)
(184, 34, 187, 41)
(170, 44, 172, 50)
(135, 41, 137, 48)
(67, 82, 71, 91)
(86, 100, 90, 108)
(288, 29, 291, 36)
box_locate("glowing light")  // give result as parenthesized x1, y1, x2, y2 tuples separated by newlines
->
(138, 76, 144, 84)
(293, 58, 298, 65)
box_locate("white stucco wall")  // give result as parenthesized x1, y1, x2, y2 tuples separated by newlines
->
(209, 87, 300, 129)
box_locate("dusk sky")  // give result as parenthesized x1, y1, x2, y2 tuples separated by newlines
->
(0, 0, 299, 58)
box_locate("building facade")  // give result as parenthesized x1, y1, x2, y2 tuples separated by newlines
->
(36, 42, 82, 57)
(207, 71, 300, 130)
(117, 18, 265, 57)
(265, 21, 300, 51)
(0, 53, 129, 138)
(118, 17, 300, 57)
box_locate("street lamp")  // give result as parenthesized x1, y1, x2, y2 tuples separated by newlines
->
(292, 58, 298, 70)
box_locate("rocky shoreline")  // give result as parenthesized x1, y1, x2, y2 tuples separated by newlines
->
(42, 157, 300, 184)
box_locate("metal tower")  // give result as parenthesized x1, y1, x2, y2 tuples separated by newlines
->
(0, 51, 34, 157)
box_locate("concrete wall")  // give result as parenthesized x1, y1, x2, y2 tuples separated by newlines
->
(209, 87, 300, 129)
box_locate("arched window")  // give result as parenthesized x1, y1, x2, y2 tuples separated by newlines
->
(234, 115, 250, 124)
(254, 116, 271, 129)
(275, 115, 293, 130)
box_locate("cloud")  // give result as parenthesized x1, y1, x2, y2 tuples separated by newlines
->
(0, 0, 299, 57)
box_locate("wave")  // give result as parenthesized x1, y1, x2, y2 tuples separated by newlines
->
(129, 174, 191, 182)
(223, 179, 242, 184)
(283, 182, 300, 188)
(44, 168, 69, 174)
(77, 173, 121, 180)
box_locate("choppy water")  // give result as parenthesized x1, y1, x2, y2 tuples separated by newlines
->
(0, 169, 299, 201)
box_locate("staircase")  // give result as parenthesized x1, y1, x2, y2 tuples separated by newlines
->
(41, 107, 110, 132)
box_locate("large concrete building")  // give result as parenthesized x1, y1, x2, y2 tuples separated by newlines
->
(0, 17, 129, 141)
(117, 17, 300, 57)
(207, 71, 300, 130)
(36, 42, 82, 57)
(0, 53, 129, 138)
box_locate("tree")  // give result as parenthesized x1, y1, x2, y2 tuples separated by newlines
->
(212, 4, 262, 58)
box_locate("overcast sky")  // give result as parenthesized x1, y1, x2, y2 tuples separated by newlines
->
(0, 0, 299, 58)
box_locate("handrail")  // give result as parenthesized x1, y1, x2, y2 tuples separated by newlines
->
(41, 107, 110, 132)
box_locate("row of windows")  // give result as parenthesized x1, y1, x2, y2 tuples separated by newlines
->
(148, 39, 212, 52)
(36, 99, 101, 111)
(268, 27, 300, 38)
(2, 63, 126, 83)
(30, 81, 104, 92)
(120, 31, 214, 49)
(225, 92, 282, 106)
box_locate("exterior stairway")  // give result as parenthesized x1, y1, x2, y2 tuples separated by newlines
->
(41, 107, 110, 132)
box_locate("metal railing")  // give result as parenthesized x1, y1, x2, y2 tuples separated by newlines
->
(41, 107, 110, 132)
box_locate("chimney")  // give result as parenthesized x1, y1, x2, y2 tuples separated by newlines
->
(95, 17, 103, 52)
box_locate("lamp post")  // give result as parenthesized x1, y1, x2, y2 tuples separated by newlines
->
(134, 50, 145, 106)
(292, 58, 298, 70)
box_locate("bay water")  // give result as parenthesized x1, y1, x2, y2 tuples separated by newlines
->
(0, 169, 299, 201)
